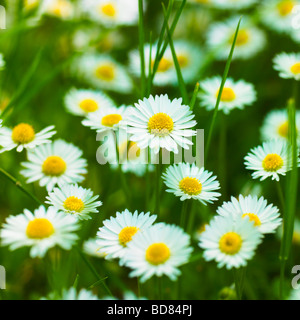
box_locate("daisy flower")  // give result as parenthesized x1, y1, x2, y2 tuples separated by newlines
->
(81, 0, 139, 27)
(82, 105, 128, 134)
(96, 209, 157, 260)
(277, 218, 300, 245)
(74, 53, 133, 93)
(261, 109, 300, 142)
(162, 163, 221, 204)
(43, 287, 99, 300)
(206, 16, 266, 60)
(39, 0, 74, 19)
(217, 195, 282, 234)
(45, 184, 102, 220)
(244, 139, 299, 181)
(83, 238, 107, 258)
(212, 0, 257, 9)
(199, 215, 263, 269)
(24, 0, 40, 11)
(64, 88, 114, 117)
(260, 0, 299, 34)
(0, 206, 79, 258)
(20, 139, 88, 191)
(273, 52, 300, 80)
(0, 123, 56, 153)
(121, 223, 193, 283)
(198, 76, 256, 114)
(127, 94, 197, 154)
(0, 53, 5, 70)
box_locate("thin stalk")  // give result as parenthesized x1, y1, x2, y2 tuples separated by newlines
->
(186, 201, 196, 235)
(275, 181, 285, 214)
(190, 82, 200, 111)
(180, 200, 189, 230)
(138, 0, 146, 96)
(218, 114, 227, 199)
(0, 168, 42, 205)
(154, 155, 162, 214)
(233, 267, 246, 300)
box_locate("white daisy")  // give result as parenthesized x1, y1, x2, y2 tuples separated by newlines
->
(0, 205, 79, 258)
(127, 94, 197, 154)
(64, 88, 114, 117)
(73, 53, 133, 93)
(206, 16, 266, 60)
(260, 109, 300, 142)
(162, 163, 221, 204)
(273, 52, 300, 81)
(260, 0, 299, 34)
(43, 287, 99, 300)
(277, 218, 300, 245)
(212, 0, 257, 9)
(82, 105, 128, 134)
(121, 223, 193, 283)
(217, 195, 282, 234)
(0, 53, 5, 70)
(0, 123, 56, 153)
(199, 214, 263, 269)
(96, 209, 157, 260)
(198, 76, 256, 114)
(45, 184, 102, 220)
(83, 238, 107, 258)
(81, 0, 139, 27)
(39, 0, 74, 19)
(20, 139, 88, 191)
(244, 139, 299, 181)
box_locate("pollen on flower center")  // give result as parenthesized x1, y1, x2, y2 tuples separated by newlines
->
(219, 232, 242, 255)
(278, 121, 289, 137)
(95, 64, 115, 81)
(101, 114, 122, 127)
(148, 113, 174, 136)
(119, 226, 139, 247)
(230, 29, 249, 46)
(290, 62, 300, 75)
(101, 3, 116, 17)
(154, 58, 173, 73)
(179, 177, 202, 195)
(277, 0, 294, 16)
(216, 87, 236, 102)
(262, 154, 284, 172)
(177, 55, 189, 68)
(26, 218, 54, 239)
(64, 196, 85, 212)
(146, 243, 171, 265)
(242, 213, 261, 227)
(11, 123, 35, 144)
(79, 99, 99, 113)
(42, 156, 67, 176)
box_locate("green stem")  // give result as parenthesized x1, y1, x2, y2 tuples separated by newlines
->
(180, 200, 189, 230)
(154, 154, 162, 214)
(138, 0, 146, 97)
(186, 201, 196, 235)
(219, 114, 227, 200)
(233, 268, 246, 300)
(275, 182, 285, 214)
(189, 82, 200, 111)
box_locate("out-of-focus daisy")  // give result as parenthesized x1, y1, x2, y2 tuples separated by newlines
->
(97, 209, 157, 260)
(129, 40, 203, 86)
(45, 184, 102, 220)
(74, 54, 133, 93)
(24, 0, 40, 11)
(162, 163, 221, 204)
(43, 287, 99, 300)
(0, 123, 56, 153)
(39, 0, 74, 19)
(127, 94, 197, 154)
(81, 0, 139, 27)
(206, 16, 266, 60)
(273, 52, 300, 81)
(0, 206, 79, 258)
(260, 0, 299, 34)
(83, 238, 107, 258)
(277, 218, 300, 245)
(64, 88, 114, 117)
(121, 223, 193, 283)
(199, 215, 263, 269)
(0, 53, 5, 70)
(288, 289, 300, 300)
(198, 76, 256, 114)
(194, 223, 208, 241)
(20, 139, 88, 191)
(103, 291, 147, 300)
(213, 0, 257, 9)
(244, 139, 299, 181)
(82, 105, 128, 134)
(261, 109, 300, 142)
(217, 195, 282, 234)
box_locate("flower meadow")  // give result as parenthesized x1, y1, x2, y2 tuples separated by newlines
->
(0, 0, 300, 302)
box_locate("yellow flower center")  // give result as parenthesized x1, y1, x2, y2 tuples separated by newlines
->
(119, 226, 139, 247)
(154, 57, 173, 73)
(128, 141, 141, 160)
(277, 0, 294, 16)
(179, 177, 202, 195)
(262, 154, 284, 172)
(101, 114, 122, 127)
(216, 87, 236, 102)
(233, 29, 250, 46)
(291, 62, 300, 75)
(100, 3, 116, 17)
(95, 64, 115, 81)
(219, 232, 242, 255)
(148, 112, 174, 136)
(79, 99, 99, 113)
(242, 213, 261, 227)
(50, 0, 71, 17)
(11, 123, 35, 144)
(26, 218, 54, 239)
(145, 243, 171, 265)
(293, 232, 300, 244)
(278, 121, 289, 137)
(177, 54, 189, 68)
(42, 156, 67, 176)
(64, 196, 85, 212)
